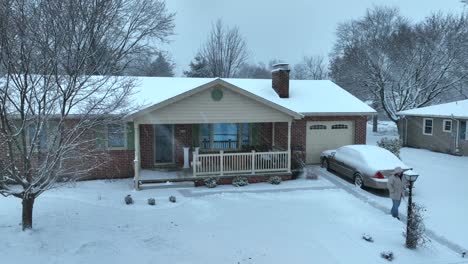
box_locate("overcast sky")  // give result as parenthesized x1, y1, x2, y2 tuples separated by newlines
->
(163, 0, 465, 76)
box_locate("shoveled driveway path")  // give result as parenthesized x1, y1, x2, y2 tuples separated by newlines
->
(312, 165, 467, 257)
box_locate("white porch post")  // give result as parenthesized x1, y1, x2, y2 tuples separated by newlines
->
(133, 123, 141, 190)
(287, 121, 292, 173)
(272, 122, 276, 147)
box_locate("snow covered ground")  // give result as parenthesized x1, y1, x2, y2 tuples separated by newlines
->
(0, 120, 465, 264)
(0, 179, 460, 264)
(366, 121, 468, 249)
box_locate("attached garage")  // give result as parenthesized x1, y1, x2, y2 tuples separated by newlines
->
(306, 121, 355, 164)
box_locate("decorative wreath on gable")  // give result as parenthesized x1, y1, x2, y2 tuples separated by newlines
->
(211, 88, 223, 101)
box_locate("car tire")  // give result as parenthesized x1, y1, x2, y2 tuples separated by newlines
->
(322, 159, 330, 171)
(354, 173, 364, 189)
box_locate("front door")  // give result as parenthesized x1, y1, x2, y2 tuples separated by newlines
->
(154, 124, 174, 163)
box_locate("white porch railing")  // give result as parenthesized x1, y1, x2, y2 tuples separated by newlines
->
(192, 150, 290, 177)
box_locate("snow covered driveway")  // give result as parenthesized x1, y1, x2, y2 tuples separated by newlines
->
(0, 179, 460, 264)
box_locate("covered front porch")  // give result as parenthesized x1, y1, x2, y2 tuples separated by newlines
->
(126, 79, 302, 190)
(132, 121, 293, 189)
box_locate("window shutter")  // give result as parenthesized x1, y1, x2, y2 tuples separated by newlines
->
(251, 123, 259, 145)
(95, 125, 106, 149)
(126, 122, 135, 150)
(460, 121, 467, 140)
(192, 124, 200, 147)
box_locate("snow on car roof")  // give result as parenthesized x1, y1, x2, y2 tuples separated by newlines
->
(397, 99, 468, 119)
(342, 145, 410, 171)
(131, 77, 376, 115)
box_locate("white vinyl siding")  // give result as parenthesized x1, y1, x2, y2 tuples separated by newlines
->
(134, 87, 292, 124)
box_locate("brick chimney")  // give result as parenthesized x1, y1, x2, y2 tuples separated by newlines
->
(271, 63, 290, 98)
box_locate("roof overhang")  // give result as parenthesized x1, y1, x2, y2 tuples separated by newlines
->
(301, 111, 376, 116)
(397, 113, 468, 119)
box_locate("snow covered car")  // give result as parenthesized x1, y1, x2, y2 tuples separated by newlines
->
(320, 145, 413, 190)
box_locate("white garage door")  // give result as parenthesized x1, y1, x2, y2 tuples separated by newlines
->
(306, 121, 355, 164)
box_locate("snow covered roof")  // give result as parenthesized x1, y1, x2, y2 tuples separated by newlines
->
(397, 99, 468, 119)
(130, 77, 376, 116)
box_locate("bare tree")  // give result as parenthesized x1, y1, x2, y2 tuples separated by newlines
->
(0, 0, 174, 230)
(293, 55, 329, 80)
(236, 62, 271, 79)
(198, 19, 249, 78)
(330, 7, 468, 123)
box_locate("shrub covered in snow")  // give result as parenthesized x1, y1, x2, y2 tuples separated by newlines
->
(291, 151, 305, 179)
(377, 137, 402, 158)
(124, 195, 133, 205)
(380, 251, 394, 261)
(268, 176, 282, 185)
(404, 203, 430, 249)
(204, 177, 218, 188)
(362, 234, 373, 243)
(232, 176, 249, 187)
(147, 198, 156, 206)
(169, 196, 177, 203)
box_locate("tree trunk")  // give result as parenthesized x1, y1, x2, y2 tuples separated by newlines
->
(372, 115, 378, 132)
(22, 196, 35, 230)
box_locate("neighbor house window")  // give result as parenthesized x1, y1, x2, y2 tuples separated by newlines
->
(460, 121, 467, 141)
(200, 123, 251, 150)
(423, 118, 433, 135)
(107, 123, 126, 148)
(443, 120, 452, 132)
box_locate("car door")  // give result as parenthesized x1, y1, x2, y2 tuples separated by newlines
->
(334, 148, 358, 179)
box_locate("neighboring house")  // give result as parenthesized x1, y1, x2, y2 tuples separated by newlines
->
(397, 99, 468, 156)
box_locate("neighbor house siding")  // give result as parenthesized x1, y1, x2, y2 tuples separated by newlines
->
(459, 120, 468, 155)
(402, 116, 459, 155)
(133, 86, 293, 124)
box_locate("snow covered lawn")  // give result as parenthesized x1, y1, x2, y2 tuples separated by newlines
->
(0, 179, 459, 264)
(367, 121, 468, 249)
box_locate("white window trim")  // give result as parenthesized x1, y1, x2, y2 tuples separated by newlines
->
(442, 119, 452, 133)
(106, 123, 128, 150)
(422, 118, 433, 136)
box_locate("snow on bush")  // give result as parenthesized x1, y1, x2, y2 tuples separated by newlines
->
(362, 234, 373, 243)
(380, 251, 394, 261)
(268, 176, 282, 185)
(169, 196, 177, 203)
(124, 195, 133, 205)
(204, 177, 218, 188)
(147, 198, 156, 206)
(291, 151, 305, 179)
(232, 176, 249, 187)
(404, 203, 430, 249)
(377, 137, 402, 158)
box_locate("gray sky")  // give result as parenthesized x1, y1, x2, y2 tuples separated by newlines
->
(163, 0, 464, 76)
